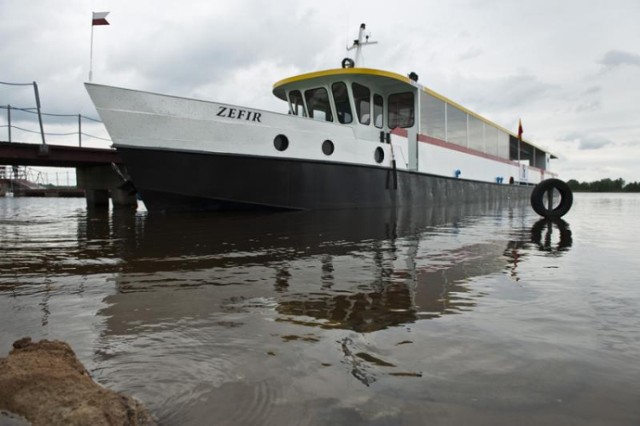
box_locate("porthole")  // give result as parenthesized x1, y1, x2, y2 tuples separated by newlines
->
(322, 140, 334, 156)
(374, 147, 384, 164)
(274, 134, 289, 151)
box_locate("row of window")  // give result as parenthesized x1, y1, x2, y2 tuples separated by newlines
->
(420, 91, 510, 159)
(288, 83, 415, 129)
(286, 82, 512, 159)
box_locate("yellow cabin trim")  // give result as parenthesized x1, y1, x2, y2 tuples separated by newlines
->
(273, 68, 411, 90)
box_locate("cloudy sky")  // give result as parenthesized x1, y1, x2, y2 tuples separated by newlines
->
(1, 0, 639, 183)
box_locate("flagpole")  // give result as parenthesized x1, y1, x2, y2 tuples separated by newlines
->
(517, 119, 522, 183)
(89, 20, 94, 82)
(88, 12, 109, 82)
(517, 119, 521, 163)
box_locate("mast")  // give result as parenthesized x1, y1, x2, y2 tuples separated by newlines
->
(346, 23, 378, 67)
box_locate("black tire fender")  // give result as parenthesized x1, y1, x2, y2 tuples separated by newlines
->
(530, 178, 573, 218)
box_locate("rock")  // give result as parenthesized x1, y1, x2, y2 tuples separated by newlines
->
(0, 337, 155, 426)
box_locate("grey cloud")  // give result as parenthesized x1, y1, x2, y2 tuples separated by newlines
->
(458, 47, 483, 61)
(103, 5, 331, 97)
(579, 136, 611, 150)
(598, 50, 640, 70)
(572, 86, 602, 113)
(622, 139, 640, 147)
(582, 86, 601, 95)
(574, 100, 601, 113)
(562, 132, 613, 150)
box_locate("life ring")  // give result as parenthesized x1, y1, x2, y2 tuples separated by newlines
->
(530, 178, 573, 218)
(341, 58, 355, 69)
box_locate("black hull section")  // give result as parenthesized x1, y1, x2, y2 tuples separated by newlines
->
(118, 147, 533, 213)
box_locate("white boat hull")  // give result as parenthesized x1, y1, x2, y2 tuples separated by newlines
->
(86, 83, 535, 212)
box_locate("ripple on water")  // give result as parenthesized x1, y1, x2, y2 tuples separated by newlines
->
(92, 314, 284, 425)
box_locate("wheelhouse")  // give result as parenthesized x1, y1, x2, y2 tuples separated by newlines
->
(273, 68, 415, 133)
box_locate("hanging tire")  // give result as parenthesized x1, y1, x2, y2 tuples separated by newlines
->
(530, 178, 573, 218)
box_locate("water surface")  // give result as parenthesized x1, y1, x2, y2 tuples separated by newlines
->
(1, 194, 639, 425)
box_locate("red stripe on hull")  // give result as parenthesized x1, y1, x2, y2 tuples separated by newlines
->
(391, 128, 553, 175)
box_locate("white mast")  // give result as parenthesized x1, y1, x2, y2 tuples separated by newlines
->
(346, 23, 378, 67)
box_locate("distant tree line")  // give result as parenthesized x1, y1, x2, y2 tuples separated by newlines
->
(566, 178, 640, 192)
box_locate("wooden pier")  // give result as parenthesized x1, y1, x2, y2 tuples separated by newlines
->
(0, 141, 137, 208)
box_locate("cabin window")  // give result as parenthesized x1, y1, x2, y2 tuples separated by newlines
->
(388, 92, 414, 128)
(485, 124, 499, 157)
(468, 115, 485, 153)
(420, 92, 446, 140)
(289, 90, 306, 117)
(352, 83, 371, 125)
(446, 104, 467, 146)
(304, 87, 333, 122)
(497, 129, 510, 159)
(373, 94, 384, 128)
(331, 82, 353, 124)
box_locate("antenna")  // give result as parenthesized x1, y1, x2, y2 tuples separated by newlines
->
(346, 23, 378, 67)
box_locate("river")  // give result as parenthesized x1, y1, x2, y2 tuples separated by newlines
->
(1, 193, 639, 425)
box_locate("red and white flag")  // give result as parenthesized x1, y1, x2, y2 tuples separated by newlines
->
(92, 11, 110, 26)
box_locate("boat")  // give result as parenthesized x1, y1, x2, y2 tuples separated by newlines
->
(86, 24, 558, 213)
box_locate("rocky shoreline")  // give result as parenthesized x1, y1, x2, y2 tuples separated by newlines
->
(0, 338, 155, 426)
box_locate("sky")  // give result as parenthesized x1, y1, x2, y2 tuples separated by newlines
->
(1, 0, 639, 183)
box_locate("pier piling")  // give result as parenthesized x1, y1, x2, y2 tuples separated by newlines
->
(76, 164, 137, 209)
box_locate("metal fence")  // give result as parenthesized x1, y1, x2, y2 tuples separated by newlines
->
(0, 165, 76, 187)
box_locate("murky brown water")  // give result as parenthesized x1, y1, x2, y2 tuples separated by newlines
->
(1, 194, 640, 425)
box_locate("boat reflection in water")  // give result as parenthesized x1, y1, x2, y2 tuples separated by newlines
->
(74, 201, 578, 423)
(94, 199, 572, 335)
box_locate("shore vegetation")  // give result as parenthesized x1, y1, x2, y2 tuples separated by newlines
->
(566, 178, 640, 192)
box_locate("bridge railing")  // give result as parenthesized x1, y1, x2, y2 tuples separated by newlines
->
(0, 80, 111, 147)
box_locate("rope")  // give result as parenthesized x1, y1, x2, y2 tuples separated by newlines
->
(0, 106, 35, 111)
(80, 132, 111, 141)
(81, 116, 102, 123)
(0, 124, 111, 140)
(0, 81, 33, 86)
(1, 125, 42, 134)
(42, 131, 79, 136)
(0, 106, 101, 122)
